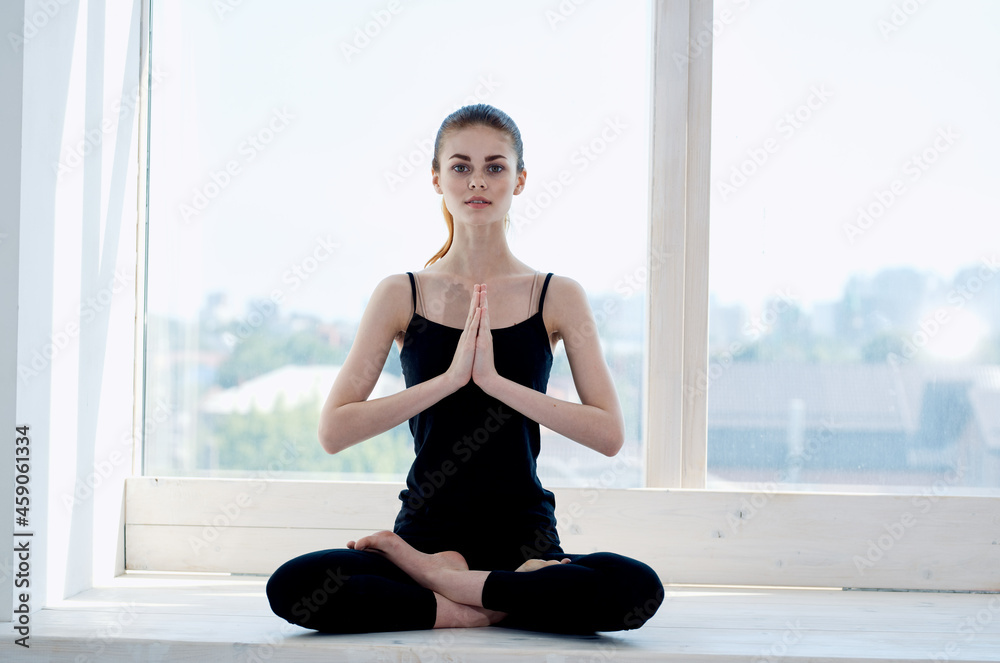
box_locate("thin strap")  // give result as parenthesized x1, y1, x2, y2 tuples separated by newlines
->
(538, 272, 554, 315)
(406, 272, 416, 317)
(414, 272, 427, 317)
(527, 271, 539, 318)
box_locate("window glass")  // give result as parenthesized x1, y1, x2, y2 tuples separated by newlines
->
(706, 0, 1000, 494)
(144, 0, 651, 489)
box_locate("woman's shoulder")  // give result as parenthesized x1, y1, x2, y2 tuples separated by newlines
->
(372, 272, 415, 296)
(542, 273, 585, 301)
(539, 273, 591, 336)
(364, 273, 417, 329)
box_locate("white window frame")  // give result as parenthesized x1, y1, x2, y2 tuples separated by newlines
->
(644, 0, 713, 489)
(127, 0, 1000, 590)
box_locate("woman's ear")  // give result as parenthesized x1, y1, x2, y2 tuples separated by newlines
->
(514, 168, 527, 195)
(432, 169, 443, 194)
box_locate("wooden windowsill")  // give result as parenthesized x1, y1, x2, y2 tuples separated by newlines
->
(5, 572, 999, 662)
(125, 478, 1000, 591)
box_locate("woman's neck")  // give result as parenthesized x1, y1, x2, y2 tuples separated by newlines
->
(433, 219, 524, 281)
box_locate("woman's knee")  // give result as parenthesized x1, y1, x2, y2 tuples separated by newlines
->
(265, 550, 356, 629)
(621, 578, 665, 630)
(575, 552, 665, 630)
(618, 558, 665, 629)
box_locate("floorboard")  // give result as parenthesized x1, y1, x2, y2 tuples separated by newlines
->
(3, 573, 999, 662)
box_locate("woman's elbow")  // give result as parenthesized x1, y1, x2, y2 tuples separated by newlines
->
(603, 417, 626, 457)
(318, 412, 345, 455)
(318, 428, 336, 455)
(601, 437, 625, 457)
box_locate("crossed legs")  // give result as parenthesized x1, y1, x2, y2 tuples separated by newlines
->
(347, 530, 571, 628)
(267, 531, 664, 634)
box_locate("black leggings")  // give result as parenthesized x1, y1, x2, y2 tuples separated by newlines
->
(266, 548, 664, 635)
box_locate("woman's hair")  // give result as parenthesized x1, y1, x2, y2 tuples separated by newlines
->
(425, 104, 525, 267)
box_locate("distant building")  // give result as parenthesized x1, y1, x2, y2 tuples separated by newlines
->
(200, 365, 404, 414)
(706, 363, 1000, 490)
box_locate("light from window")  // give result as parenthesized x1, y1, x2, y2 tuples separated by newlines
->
(143, 0, 652, 489)
(706, 0, 1000, 495)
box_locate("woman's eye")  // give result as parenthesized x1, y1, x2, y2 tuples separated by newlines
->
(488, 164, 504, 173)
(452, 164, 469, 173)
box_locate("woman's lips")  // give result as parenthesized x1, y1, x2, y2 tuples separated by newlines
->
(465, 199, 491, 209)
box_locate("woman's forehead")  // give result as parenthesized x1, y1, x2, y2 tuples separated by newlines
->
(442, 126, 513, 156)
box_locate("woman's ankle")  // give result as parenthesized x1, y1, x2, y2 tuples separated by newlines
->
(433, 592, 506, 628)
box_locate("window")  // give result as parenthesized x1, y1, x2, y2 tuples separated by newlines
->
(129, 0, 1000, 588)
(705, 0, 1000, 494)
(143, 0, 652, 488)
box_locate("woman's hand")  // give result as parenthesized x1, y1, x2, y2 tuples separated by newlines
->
(443, 283, 483, 391)
(472, 285, 500, 389)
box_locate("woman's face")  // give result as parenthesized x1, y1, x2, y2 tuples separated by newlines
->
(432, 125, 526, 226)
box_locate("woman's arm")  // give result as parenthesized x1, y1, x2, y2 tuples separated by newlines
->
(478, 276, 626, 457)
(318, 274, 481, 455)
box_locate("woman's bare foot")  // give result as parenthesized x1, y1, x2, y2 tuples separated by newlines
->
(514, 558, 572, 572)
(347, 530, 468, 593)
(433, 592, 507, 628)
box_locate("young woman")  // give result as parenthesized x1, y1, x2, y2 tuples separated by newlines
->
(266, 104, 664, 634)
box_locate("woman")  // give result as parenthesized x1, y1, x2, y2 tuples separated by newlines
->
(266, 104, 663, 634)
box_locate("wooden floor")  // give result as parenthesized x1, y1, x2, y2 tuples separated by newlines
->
(4, 573, 1000, 662)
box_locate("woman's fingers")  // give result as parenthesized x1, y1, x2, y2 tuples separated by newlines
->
(465, 293, 481, 342)
(479, 287, 489, 329)
(466, 283, 481, 326)
(446, 285, 483, 390)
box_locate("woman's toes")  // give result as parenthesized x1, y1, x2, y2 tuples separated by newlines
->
(515, 558, 566, 572)
(352, 530, 397, 554)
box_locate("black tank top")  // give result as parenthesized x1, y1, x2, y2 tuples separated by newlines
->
(393, 271, 563, 570)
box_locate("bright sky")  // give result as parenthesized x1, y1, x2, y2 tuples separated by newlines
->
(146, 0, 999, 323)
(708, 0, 1000, 308)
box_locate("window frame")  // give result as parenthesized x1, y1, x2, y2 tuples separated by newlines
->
(644, 0, 713, 489)
(129, 0, 1000, 589)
